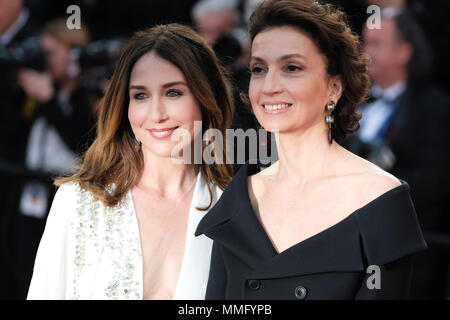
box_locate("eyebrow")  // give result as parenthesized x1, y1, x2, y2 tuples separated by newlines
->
(250, 53, 307, 63)
(129, 81, 188, 90)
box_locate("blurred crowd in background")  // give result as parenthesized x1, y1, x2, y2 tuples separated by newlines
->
(0, 0, 449, 300)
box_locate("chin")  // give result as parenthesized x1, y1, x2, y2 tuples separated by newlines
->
(143, 142, 176, 158)
(257, 118, 293, 133)
(146, 141, 194, 160)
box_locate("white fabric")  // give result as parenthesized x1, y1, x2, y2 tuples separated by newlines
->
(370, 82, 406, 102)
(358, 81, 406, 143)
(25, 117, 77, 174)
(25, 89, 77, 174)
(27, 173, 222, 300)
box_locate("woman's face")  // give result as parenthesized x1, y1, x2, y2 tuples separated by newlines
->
(40, 33, 70, 81)
(128, 51, 202, 160)
(249, 27, 341, 134)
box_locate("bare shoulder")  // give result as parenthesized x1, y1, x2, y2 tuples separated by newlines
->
(340, 150, 402, 204)
(359, 171, 402, 202)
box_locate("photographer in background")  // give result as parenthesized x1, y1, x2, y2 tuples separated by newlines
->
(344, 9, 450, 299)
(0, 17, 95, 299)
(17, 18, 94, 167)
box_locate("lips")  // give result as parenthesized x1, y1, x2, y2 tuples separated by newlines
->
(148, 126, 179, 139)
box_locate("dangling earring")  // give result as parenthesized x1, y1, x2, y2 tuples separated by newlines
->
(325, 100, 335, 144)
(134, 135, 141, 150)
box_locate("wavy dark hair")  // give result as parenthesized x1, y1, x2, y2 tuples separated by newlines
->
(248, 0, 371, 143)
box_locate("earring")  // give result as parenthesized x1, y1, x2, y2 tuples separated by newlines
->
(325, 101, 335, 144)
(134, 135, 141, 149)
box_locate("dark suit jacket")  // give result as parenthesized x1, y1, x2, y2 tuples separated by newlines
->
(196, 164, 427, 300)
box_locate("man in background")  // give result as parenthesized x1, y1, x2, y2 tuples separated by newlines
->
(345, 8, 450, 299)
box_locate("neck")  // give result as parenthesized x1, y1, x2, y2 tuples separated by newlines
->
(273, 122, 345, 186)
(137, 149, 199, 198)
(375, 71, 407, 90)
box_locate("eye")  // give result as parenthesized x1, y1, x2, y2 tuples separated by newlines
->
(250, 65, 266, 75)
(284, 64, 302, 73)
(166, 89, 183, 97)
(133, 92, 148, 100)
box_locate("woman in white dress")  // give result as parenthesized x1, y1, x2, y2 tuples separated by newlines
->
(27, 24, 234, 300)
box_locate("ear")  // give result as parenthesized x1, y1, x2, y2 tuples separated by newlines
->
(328, 75, 344, 104)
(397, 42, 413, 66)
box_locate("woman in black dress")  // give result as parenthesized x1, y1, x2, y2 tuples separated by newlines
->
(196, 0, 427, 299)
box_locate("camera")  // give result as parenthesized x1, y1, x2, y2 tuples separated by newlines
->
(0, 37, 46, 72)
(70, 39, 125, 70)
(70, 39, 126, 97)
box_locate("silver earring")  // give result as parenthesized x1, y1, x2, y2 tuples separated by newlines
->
(325, 101, 335, 144)
(134, 135, 141, 149)
(327, 101, 336, 112)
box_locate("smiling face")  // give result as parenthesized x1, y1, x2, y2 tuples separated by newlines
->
(128, 51, 202, 159)
(249, 27, 342, 134)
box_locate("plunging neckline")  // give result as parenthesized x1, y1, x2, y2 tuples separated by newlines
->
(242, 164, 407, 257)
(128, 172, 205, 300)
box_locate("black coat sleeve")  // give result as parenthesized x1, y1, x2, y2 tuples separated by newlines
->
(353, 182, 427, 299)
(205, 242, 227, 300)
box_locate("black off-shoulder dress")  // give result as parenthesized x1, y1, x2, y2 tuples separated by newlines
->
(195, 163, 428, 300)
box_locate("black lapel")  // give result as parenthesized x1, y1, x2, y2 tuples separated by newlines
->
(196, 163, 365, 275)
(252, 214, 365, 279)
(197, 163, 422, 279)
(195, 163, 278, 269)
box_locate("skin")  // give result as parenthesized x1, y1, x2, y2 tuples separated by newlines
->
(127, 51, 202, 299)
(40, 33, 72, 82)
(195, 8, 237, 44)
(363, 18, 412, 89)
(247, 27, 401, 254)
(0, 0, 22, 34)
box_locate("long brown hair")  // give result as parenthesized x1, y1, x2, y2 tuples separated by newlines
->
(55, 24, 234, 207)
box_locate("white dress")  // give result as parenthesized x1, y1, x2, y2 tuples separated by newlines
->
(27, 173, 222, 300)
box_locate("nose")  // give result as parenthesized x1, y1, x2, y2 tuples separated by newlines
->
(262, 69, 283, 95)
(148, 97, 169, 123)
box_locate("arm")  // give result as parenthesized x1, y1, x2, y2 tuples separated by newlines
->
(355, 255, 414, 299)
(26, 183, 75, 300)
(205, 242, 227, 300)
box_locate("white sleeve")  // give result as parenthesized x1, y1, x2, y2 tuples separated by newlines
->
(27, 182, 76, 300)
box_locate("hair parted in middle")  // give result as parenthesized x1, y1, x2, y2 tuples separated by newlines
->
(55, 23, 234, 208)
(248, 0, 371, 143)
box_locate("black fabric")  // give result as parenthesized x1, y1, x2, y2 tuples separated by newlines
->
(344, 84, 450, 298)
(0, 15, 41, 299)
(196, 163, 428, 300)
(36, 85, 95, 153)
